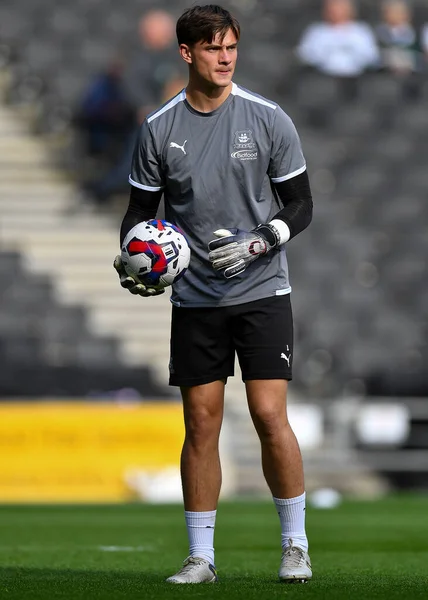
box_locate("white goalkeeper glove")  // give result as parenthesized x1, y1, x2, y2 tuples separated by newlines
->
(208, 225, 280, 278)
(113, 256, 164, 297)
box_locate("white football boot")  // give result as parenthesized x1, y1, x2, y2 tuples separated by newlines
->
(278, 539, 312, 583)
(166, 556, 218, 584)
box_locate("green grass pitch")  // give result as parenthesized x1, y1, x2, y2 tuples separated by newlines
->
(0, 495, 426, 599)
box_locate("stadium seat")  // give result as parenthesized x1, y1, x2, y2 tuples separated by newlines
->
(358, 74, 404, 107)
(0, 250, 170, 397)
(331, 105, 377, 136)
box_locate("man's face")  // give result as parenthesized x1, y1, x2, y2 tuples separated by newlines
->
(140, 10, 175, 50)
(182, 29, 238, 88)
(324, 0, 354, 25)
(383, 2, 410, 27)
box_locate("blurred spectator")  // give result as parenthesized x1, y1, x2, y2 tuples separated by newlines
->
(296, 0, 380, 77)
(122, 9, 185, 124)
(376, 1, 421, 73)
(74, 58, 135, 161)
(82, 9, 185, 205)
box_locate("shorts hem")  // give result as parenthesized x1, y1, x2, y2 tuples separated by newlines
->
(242, 373, 293, 382)
(169, 373, 233, 387)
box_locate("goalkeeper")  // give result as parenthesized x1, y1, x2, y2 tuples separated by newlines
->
(115, 3, 313, 585)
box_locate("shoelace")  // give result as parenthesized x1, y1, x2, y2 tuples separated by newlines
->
(179, 557, 206, 574)
(282, 541, 306, 568)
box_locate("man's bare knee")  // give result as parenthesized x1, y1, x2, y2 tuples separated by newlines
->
(182, 382, 224, 449)
(185, 406, 221, 447)
(251, 405, 288, 440)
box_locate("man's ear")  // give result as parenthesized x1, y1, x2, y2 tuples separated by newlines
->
(179, 43, 192, 64)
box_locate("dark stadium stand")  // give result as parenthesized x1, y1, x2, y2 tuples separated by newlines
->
(1, 0, 428, 398)
(0, 251, 172, 398)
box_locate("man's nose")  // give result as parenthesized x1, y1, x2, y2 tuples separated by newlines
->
(219, 50, 232, 63)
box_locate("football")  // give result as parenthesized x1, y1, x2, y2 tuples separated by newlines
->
(121, 220, 191, 289)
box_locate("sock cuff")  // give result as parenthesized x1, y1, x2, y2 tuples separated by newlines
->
(185, 510, 217, 529)
(184, 510, 217, 520)
(273, 492, 306, 506)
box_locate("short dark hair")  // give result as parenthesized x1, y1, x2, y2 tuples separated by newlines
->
(176, 4, 240, 46)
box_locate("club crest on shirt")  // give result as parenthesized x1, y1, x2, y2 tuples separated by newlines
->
(233, 130, 256, 149)
(232, 130, 258, 161)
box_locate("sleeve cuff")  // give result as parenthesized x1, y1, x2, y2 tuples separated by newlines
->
(269, 219, 291, 245)
(271, 164, 306, 183)
(128, 175, 164, 192)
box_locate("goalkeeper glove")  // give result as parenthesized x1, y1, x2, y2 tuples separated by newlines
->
(113, 255, 165, 297)
(208, 224, 280, 278)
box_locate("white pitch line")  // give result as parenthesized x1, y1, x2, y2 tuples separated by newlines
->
(98, 545, 154, 552)
(0, 545, 155, 552)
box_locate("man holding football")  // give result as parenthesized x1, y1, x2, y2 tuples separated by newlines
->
(114, 4, 313, 584)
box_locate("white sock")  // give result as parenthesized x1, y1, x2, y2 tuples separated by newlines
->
(273, 492, 308, 552)
(184, 510, 216, 565)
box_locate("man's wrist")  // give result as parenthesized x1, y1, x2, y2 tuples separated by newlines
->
(269, 219, 291, 245)
(253, 222, 285, 248)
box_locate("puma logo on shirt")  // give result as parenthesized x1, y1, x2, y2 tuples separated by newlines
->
(170, 140, 187, 155)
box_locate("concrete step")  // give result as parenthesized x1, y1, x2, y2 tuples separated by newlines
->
(0, 190, 78, 201)
(26, 235, 116, 247)
(94, 325, 171, 341)
(21, 228, 116, 241)
(0, 151, 51, 165)
(24, 264, 115, 282)
(0, 182, 77, 195)
(32, 263, 117, 278)
(0, 167, 66, 182)
(3, 229, 116, 252)
(1, 215, 66, 229)
(25, 254, 117, 270)
(89, 297, 171, 316)
(55, 281, 171, 302)
(0, 135, 50, 150)
(26, 245, 116, 259)
(0, 198, 71, 213)
(0, 120, 30, 136)
(82, 294, 172, 309)
(1, 214, 115, 229)
(119, 339, 172, 364)
(58, 287, 172, 308)
(89, 310, 171, 335)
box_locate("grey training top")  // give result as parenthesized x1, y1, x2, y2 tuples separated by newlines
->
(129, 82, 306, 307)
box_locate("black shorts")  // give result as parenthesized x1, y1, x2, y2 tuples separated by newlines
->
(169, 295, 293, 387)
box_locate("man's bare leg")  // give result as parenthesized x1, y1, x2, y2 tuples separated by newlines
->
(166, 380, 225, 583)
(246, 379, 311, 581)
(180, 380, 225, 511)
(246, 379, 304, 498)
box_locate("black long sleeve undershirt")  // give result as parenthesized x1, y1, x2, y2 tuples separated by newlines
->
(272, 170, 313, 240)
(120, 170, 313, 246)
(120, 186, 162, 245)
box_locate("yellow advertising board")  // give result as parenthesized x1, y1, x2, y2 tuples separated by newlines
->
(0, 401, 184, 502)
